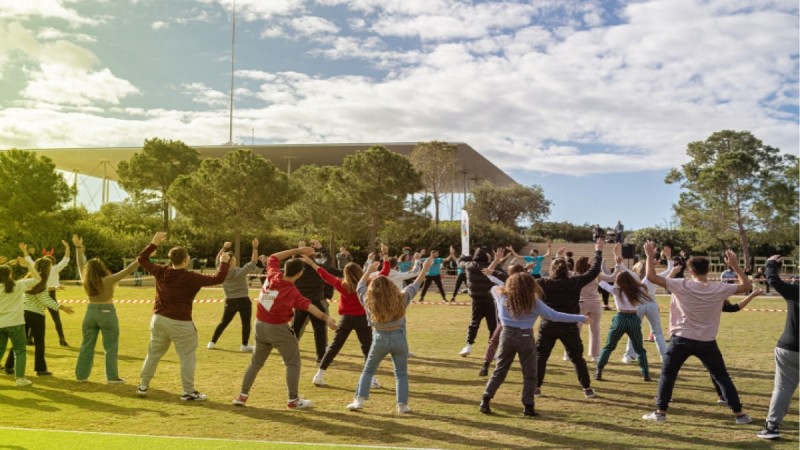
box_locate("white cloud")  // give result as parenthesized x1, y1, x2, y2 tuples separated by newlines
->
(0, 0, 101, 26)
(22, 63, 139, 106)
(37, 27, 96, 42)
(151, 21, 170, 30)
(182, 82, 228, 107)
(200, 0, 306, 21)
(289, 15, 339, 36)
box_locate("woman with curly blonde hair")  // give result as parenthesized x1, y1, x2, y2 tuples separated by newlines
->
(346, 257, 433, 414)
(478, 250, 589, 417)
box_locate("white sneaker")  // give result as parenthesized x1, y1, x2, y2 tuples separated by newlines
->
(206, 342, 215, 350)
(562, 354, 571, 361)
(397, 403, 411, 414)
(312, 374, 325, 386)
(240, 345, 254, 352)
(287, 397, 312, 409)
(621, 355, 637, 364)
(346, 397, 365, 410)
(642, 411, 666, 422)
(459, 344, 472, 357)
(370, 377, 381, 389)
(15, 378, 32, 387)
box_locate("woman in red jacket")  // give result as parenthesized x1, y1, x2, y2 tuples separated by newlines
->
(302, 255, 379, 389)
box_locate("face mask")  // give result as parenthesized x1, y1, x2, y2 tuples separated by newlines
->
(315, 258, 325, 265)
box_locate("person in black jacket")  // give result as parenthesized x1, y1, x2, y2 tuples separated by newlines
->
(757, 255, 799, 440)
(535, 237, 604, 398)
(291, 240, 340, 364)
(458, 247, 506, 357)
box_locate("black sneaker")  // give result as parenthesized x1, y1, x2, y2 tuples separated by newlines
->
(479, 395, 491, 414)
(180, 391, 208, 401)
(594, 370, 603, 381)
(523, 405, 538, 417)
(757, 426, 780, 440)
(478, 363, 489, 377)
(3, 367, 13, 375)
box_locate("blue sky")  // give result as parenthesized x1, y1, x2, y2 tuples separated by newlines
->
(0, 0, 797, 230)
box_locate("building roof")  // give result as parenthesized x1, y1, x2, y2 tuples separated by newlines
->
(26, 142, 516, 187)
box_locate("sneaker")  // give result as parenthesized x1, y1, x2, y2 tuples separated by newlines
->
(206, 342, 216, 350)
(479, 395, 491, 414)
(36, 371, 52, 376)
(4, 367, 14, 375)
(583, 388, 596, 399)
(459, 344, 472, 357)
(450, 298, 456, 303)
(181, 391, 208, 401)
(562, 354, 570, 361)
(735, 414, 753, 425)
(15, 378, 32, 387)
(757, 426, 780, 440)
(312, 374, 325, 386)
(59, 339, 69, 347)
(397, 403, 411, 414)
(370, 377, 381, 389)
(589, 356, 597, 362)
(478, 365, 489, 377)
(717, 397, 728, 405)
(232, 393, 248, 406)
(346, 397, 364, 411)
(534, 387, 542, 397)
(594, 370, 603, 381)
(240, 344, 254, 353)
(621, 355, 637, 364)
(523, 405, 538, 417)
(287, 397, 312, 409)
(642, 411, 666, 422)
(76, 379, 88, 383)
(136, 385, 148, 397)
(107, 378, 126, 384)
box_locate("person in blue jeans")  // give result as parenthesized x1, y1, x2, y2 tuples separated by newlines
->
(346, 257, 433, 414)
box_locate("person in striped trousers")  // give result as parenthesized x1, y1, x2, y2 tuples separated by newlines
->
(594, 268, 650, 381)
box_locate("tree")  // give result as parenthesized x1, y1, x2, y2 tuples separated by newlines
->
(168, 149, 292, 259)
(117, 138, 200, 232)
(0, 149, 74, 245)
(279, 164, 347, 248)
(339, 145, 423, 250)
(410, 141, 457, 225)
(466, 182, 551, 229)
(665, 130, 798, 268)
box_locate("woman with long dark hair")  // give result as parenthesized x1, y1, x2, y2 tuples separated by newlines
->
(594, 270, 650, 381)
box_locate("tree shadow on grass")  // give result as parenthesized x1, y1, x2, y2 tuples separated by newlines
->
(0, 383, 166, 417)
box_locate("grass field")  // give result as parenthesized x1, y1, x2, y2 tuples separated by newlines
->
(0, 285, 797, 449)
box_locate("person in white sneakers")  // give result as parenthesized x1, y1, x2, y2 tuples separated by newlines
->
(0, 246, 41, 387)
(232, 246, 337, 409)
(346, 258, 433, 414)
(208, 239, 260, 353)
(641, 242, 752, 425)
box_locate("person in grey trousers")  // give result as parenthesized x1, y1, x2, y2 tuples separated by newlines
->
(757, 255, 798, 440)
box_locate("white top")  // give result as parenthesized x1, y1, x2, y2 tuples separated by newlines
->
(0, 279, 39, 328)
(599, 280, 640, 311)
(46, 256, 70, 289)
(619, 260, 673, 301)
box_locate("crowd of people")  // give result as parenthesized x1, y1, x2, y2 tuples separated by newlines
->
(0, 232, 796, 441)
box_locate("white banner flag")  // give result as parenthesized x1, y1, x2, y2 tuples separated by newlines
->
(460, 209, 470, 256)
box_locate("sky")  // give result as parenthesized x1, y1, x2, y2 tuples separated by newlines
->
(0, 0, 797, 230)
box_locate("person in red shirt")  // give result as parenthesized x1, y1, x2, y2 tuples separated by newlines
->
(232, 246, 338, 409)
(135, 232, 230, 401)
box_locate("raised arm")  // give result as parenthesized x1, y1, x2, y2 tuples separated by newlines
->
(72, 235, 86, 281)
(725, 249, 751, 294)
(765, 256, 799, 302)
(734, 288, 762, 310)
(644, 241, 667, 289)
(542, 242, 552, 258)
(250, 238, 259, 265)
(271, 246, 314, 262)
(17, 251, 41, 282)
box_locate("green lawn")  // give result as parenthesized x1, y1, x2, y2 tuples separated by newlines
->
(0, 285, 796, 449)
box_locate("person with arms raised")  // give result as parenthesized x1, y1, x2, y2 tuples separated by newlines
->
(641, 241, 753, 424)
(136, 232, 230, 401)
(232, 246, 337, 409)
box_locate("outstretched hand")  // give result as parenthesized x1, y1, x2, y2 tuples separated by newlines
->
(72, 234, 83, 247)
(18, 243, 27, 254)
(481, 267, 493, 277)
(643, 241, 657, 258)
(767, 254, 782, 262)
(219, 252, 232, 264)
(298, 246, 315, 257)
(725, 249, 739, 269)
(60, 306, 75, 315)
(151, 232, 167, 246)
(594, 237, 605, 251)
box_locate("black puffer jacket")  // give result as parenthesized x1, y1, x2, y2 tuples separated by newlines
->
(459, 249, 506, 302)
